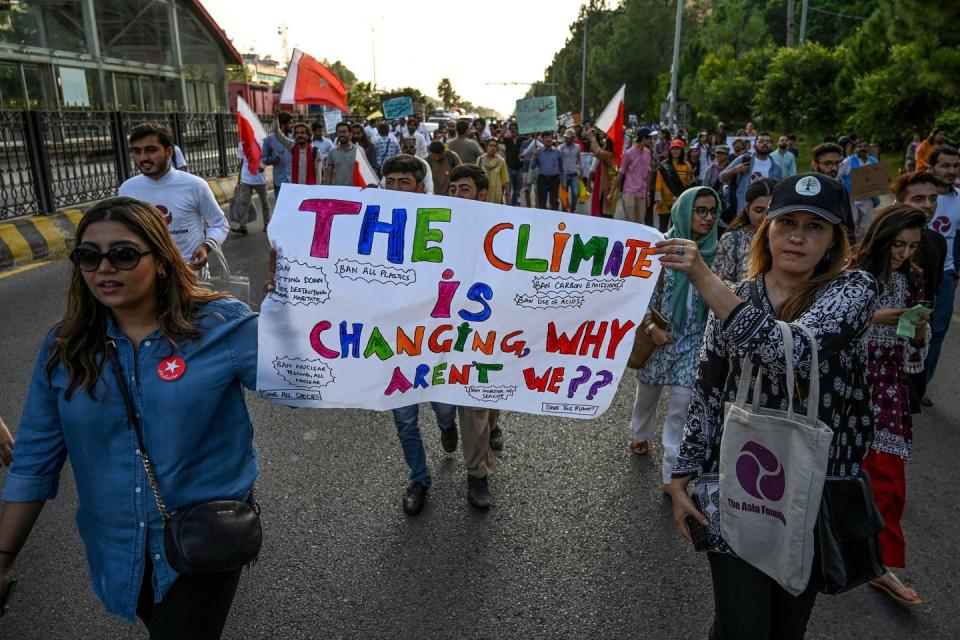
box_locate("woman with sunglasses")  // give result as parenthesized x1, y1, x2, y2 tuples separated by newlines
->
(0, 197, 259, 637)
(628, 188, 719, 485)
(659, 174, 878, 639)
(712, 178, 778, 285)
(852, 205, 929, 605)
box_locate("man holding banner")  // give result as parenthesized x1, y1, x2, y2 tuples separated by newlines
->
(377, 155, 459, 515)
(448, 163, 502, 508)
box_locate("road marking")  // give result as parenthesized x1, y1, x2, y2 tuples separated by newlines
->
(0, 259, 56, 280)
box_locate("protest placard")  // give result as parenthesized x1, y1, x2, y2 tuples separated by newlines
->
(382, 96, 414, 119)
(516, 96, 558, 135)
(850, 160, 892, 200)
(726, 136, 756, 152)
(323, 109, 343, 134)
(257, 186, 663, 418)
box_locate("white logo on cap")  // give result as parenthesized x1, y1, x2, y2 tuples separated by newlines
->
(795, 176, 821, 196)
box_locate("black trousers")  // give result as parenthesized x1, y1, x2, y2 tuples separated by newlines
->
(136, 557, 242, 640)
(656, 213, 671, 232)
(708, 552, 817, 640)
(536, 174, 560, 210)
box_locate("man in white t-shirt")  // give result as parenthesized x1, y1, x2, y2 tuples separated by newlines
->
(403, 119, 428, 158)
(231, 141, 269, 234)
(118, 122, 229, 268)
(719, 132, 783, 212)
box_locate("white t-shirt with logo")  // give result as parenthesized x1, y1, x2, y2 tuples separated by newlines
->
(119, 167, 229, 260)
(750, 156, 772, 182)
(236, 143, 267, 186)
(932, 188, 960, 273)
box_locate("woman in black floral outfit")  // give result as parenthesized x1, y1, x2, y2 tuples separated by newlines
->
(655, 173, 879, 640)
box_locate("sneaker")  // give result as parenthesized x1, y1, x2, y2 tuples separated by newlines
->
(440, 422, 459, 453)
(489, 427, 503, 451)
(467, 475, 491, 510)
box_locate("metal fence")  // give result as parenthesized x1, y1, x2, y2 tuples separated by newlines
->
(0, 109, 270, 221)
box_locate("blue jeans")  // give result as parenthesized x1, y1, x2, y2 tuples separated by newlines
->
(391, 402, 457, 485)
(508, 168, 522, 206)
(563, 174, 579, 211)
(926, 271, 956, 383)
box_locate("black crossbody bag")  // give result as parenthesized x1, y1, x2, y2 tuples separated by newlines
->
(108, 341, 262, 575)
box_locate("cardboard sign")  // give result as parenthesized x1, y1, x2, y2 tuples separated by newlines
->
(382, 96, 415, 120)
(850, 160, 892, 201)
(516, 96, 558, 135)
(323, 109, 343, 134)
(257, 185, 664, 417)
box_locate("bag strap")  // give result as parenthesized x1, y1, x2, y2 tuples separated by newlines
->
(793, 322, 820, 426)
(652, 269, 666, 311)
(734, 319, 796, 416)
(106, 341, 172, 521)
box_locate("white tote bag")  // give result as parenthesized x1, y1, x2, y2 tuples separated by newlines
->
(719, 321, 833, 596)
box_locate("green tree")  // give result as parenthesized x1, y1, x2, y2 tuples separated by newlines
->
(685, 45, 774, 129)
(437, 78, 460, 110)
(347, 81, 381, 117)
(753, 44, 840, 131)
(323, 59, 358, 89)
(844, 43, 945, 149)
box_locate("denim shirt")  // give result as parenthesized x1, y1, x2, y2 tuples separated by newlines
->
(263, 132, 292, 186)
(2, 298, 259, 621)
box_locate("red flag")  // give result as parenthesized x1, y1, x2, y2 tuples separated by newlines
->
(236, 96, 267, 174)
(595, 84, 625, 165)
(279, 48, 348, 111)
(353, 148, 379, 188)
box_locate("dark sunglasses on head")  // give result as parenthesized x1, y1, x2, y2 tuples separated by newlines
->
(70, 244, 153, 272)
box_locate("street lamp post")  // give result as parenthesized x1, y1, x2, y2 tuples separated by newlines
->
(667, 0, 682, 132)
(580, 19, 587, 118)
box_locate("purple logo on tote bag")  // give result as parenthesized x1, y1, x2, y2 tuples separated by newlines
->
(736, 441, 785, 501)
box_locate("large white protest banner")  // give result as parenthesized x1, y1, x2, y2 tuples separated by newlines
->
(257, 186, 663, 418)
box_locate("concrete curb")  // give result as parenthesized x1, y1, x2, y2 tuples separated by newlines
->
(0, 175, 238, 271)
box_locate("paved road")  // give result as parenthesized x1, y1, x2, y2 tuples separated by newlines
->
(0, 207, 958, 639)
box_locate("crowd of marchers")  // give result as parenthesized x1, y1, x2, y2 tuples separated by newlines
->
(0, 112, 958, 640)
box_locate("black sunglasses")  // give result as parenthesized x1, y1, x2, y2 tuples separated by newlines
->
(70, 245, 153, 272)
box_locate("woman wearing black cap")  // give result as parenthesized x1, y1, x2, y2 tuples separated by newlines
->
(657, 173, 879, 639)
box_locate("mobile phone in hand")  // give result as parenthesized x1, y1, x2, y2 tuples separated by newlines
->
(685, 516, 710, 552)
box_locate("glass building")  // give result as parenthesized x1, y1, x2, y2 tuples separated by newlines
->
(0, 0, 243, 111)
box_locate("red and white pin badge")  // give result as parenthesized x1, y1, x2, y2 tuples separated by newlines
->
(157, 356, 186, 382)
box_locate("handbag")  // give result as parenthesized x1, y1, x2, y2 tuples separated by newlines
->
(719, 321, 833, 596)
(201, 240, 250, 304)
(809, 472, 885, 594)
(108, 342, 262, 575)
(627, 272, 667, 369)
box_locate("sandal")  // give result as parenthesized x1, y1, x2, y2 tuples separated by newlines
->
(629, 440, 649, 455)
(869, 575, 922, 606)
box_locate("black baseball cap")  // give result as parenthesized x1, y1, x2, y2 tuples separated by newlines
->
(767, 173, 848, 226)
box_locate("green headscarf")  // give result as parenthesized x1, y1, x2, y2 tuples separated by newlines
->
(664, 186, 720, 328)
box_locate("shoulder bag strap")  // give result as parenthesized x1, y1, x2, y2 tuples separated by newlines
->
(793, 323, 820, 426)
(107, 341, 172, 521)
